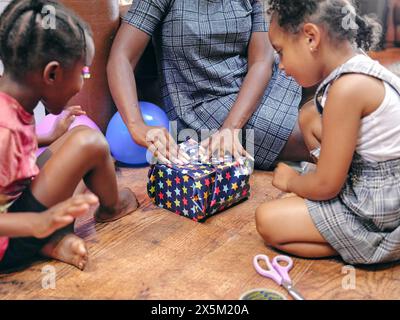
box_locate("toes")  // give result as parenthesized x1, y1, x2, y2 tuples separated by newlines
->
(72, 242, 88, 270)
(76, 255, 88, 270)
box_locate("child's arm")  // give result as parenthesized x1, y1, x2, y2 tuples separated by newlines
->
(0, 194, 98, 239)
(37, 106, 86, 147)
(273, 74, 385, 201)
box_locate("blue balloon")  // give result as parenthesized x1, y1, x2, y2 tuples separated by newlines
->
(106, 101, 170, 166)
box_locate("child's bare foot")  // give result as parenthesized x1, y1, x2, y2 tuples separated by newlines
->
(94, 187, 139, 223)
(40, 233, 88, 270)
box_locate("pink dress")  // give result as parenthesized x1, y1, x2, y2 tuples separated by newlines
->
(0, 92, 39, 262)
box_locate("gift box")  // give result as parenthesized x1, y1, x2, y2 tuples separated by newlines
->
(147, 140, 252, 222)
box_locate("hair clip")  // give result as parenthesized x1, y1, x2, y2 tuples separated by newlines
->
(82, 66, 91, 79)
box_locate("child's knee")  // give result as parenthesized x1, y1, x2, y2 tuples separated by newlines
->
(299, 106, 321, 151)
(72, 128, 110, 158)
(298, 108, 308, 133)
(255, 202, 281, 246)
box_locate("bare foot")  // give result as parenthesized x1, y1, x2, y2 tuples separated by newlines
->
(94, 187, 139, 223)
(40, 233, 88, 270)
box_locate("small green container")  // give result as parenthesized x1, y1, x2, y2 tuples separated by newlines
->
(240, 288, 287, 301)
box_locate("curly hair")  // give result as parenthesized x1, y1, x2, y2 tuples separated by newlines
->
(0, 0, 93, 78)
(268, 0, 382, 51)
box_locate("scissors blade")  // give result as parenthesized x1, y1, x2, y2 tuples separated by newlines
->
(282, 281, 305, 300)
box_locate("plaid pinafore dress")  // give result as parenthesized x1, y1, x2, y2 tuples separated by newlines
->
(306, 54, 400, 265)
(123, 0, 302, 170)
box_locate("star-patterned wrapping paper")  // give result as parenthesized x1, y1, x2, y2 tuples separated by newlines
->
(147, 140, 252, 222)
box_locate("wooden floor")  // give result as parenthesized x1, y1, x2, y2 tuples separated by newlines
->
(1, 167, 400, 300)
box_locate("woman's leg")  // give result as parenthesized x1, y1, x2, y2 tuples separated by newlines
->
(255, 196, 337, 258)
(32, 127, 139, 269)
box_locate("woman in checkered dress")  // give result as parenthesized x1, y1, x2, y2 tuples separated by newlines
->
(256, 0, 400, 265)
(108, 0, 312, 170)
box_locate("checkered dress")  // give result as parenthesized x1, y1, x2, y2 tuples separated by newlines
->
(307, 55, 400, 265)
(123, 0, 302, 170)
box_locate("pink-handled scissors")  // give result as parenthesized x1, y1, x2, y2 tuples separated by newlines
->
(253, 254, 305, 300)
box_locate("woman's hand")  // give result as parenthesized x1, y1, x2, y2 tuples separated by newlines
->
(131, 123, 190, 165)
(272, 162, 300, 192)
(200, 128, 253, 162)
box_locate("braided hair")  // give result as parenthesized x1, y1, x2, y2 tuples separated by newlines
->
(0, 0, 93, 78)
(268, 0, 382, 51)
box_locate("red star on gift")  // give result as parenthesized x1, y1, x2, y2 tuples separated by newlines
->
(183, 197, 188, 206)
(175, 176, 181, 184)
(210, 199, 217, 207)
(242, 189, 248, 196)
(158, 192, 164, 200)
(204, 178, 210, 186)
(214, 187, 220, 195)
(225, 172, 231, 180)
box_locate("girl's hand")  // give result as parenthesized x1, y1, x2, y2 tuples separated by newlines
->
(131, 123, 190, 165)
(272, 162, 300, 192)
(50, 106, 86, 142)
(33, 194, 99, 239)
(200, 128, 254, 162)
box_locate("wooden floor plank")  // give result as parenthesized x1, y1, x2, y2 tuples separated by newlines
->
(1, 165, 399, 300)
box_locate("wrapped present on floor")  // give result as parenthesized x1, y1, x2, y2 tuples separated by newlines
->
(147, 139, 253, 222)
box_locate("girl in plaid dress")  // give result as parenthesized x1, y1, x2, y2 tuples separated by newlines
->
(256, 0, 400, 265)
(108, 0, 313, 169)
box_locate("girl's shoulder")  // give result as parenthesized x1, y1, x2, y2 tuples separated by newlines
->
(327, 73, 386, 117)
(0, 92, 33, 130)
(318, 54, 391, 115)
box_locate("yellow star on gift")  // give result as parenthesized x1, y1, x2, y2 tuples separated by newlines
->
(150, 175, 156, 183)
(203, 191, 209, 200)
(158, 170, 164, 178)
(149, 186, 156, 194)
(211, 177, 215, 183)
(203, 169, 210, 174)
(183, 175, 190, 183)
(182, 186, 188, 194)
(195, 181, 203, 189)
(231, 182, 238, 191)
(166, 179, 173, 187)
(228, 195, 234, 202)
(166, 201, 172, 208)
(174, 199, 181, 207)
